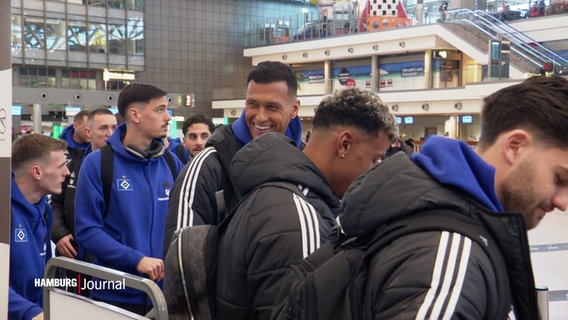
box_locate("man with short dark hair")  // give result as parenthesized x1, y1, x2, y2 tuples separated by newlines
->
(10, 134, 69, 320)
(169, 114, 216, 164)
(164, 61, 303, 254)
(216, 88, 398, 319)
(59, 109, 90, 149)
(75, 83, 183, 315)
(336, 76, 568, 319)
(180, 114, 216, 160)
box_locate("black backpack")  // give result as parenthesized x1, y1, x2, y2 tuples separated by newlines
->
(100, 144, 178, 217)
(173, 143, 189, 164)
(271, 210, 510, 320)
(163, 181, 306, 320)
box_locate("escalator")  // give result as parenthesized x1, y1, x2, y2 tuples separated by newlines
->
(442, 9, 568, 74)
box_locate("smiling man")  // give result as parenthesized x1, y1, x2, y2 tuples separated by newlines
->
(164, 61, 302, 254)
(75, 84, 183, 315)
(334, 76, 568, 319)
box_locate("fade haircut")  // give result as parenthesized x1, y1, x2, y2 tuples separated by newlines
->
(74, 110, 90, 124)
(313, 87, 398, 141)
(182, 114, 215, 135)
(87, 108, 115, 126)
(478, 76, 568, 150)
(12, 134, 67, 171)
(117, 83, 167, 118)
(246, 61, 298, 98)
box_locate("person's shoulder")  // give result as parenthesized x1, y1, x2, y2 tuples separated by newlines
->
(248, 183, 305, 209)
(206, 124, 233, 146)
(180, 146, 223, 179)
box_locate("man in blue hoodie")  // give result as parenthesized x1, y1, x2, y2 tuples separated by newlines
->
(58, 110, 90, 149)
(74, 83, 183, 315)
(163, 61, 302, 254)
(335, 76, 568, 319)
(10, 134, 69, 320)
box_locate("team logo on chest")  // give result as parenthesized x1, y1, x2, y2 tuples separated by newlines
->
(15, 226, 28, 242)
(116, 175, 133, 191)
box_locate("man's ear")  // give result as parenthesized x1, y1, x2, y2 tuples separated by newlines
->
(503, 129, 531, 164)
(84, 127, 92, 140)
(291, 99, 300, 118)
(336, 130, 353, 156)
(31, 165, 41, 180)
(128, 107, 139, 124)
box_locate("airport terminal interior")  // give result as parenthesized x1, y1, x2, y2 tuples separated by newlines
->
(2, 0, 568, 318)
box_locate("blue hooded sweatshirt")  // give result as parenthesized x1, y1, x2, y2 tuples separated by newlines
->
(410, 136, 503, 211)
(75, 123, 183, 305)
(231, 110, 303, 148)
(9, 174, 52, 320)
(59, 125, 90, 149)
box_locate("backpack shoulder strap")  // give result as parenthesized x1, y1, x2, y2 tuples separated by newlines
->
(174, 144, 188, 164)
(213, 129, 244, 224)
(163, 150, 178, 179)
(100, 144, 113, 218)
(217, 181, 304, 234)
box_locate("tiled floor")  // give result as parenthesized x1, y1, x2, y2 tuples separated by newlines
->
(528, 210, 568, 320)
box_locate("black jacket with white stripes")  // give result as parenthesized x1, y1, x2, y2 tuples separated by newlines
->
(339, 153, 539, 320)
(216, 133, 340, 320)
(163, 124, 242, 254)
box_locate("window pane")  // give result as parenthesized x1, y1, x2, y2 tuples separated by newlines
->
(68, 17, 87, 52)
(108, 20, 126, 54)
(24, 15, 45, 49)
(89, 21, 107, 53)
(46, 18, 67, 51)
(11, 15, 23, 59)
(127, 17, 144, 56)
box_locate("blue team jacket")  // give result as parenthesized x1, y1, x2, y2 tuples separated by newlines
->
(74, 123, 183, 305)
(9, 175, 52, 320)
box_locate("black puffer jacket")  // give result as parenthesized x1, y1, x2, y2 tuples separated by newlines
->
(339, 153, 539, 320)
(216, 133, 340, 320)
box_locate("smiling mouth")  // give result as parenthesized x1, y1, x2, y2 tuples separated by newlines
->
(255, 124, 270, 131)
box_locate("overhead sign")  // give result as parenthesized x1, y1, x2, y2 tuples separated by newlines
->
(103, 69, 136, 81)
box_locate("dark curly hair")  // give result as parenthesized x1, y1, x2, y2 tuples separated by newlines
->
(313, 87, 398, 141)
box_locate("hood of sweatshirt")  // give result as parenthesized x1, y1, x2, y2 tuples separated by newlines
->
(411, 136, 502, 211)
(60, 125, 89, 149)
(339, 137, 502, 237)
(106, 123, 167, 165)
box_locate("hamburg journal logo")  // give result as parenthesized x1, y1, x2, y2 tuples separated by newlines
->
(35, 275, 126, 294)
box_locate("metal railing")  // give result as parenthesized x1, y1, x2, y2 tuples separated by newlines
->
(44, 256, 168, 320)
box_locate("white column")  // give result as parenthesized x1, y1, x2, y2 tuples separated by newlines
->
(324, 60, 332, 94)
(371, 55, 379, 92)
(33, 104, 43, 135)
(0, 0, 13, 318)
